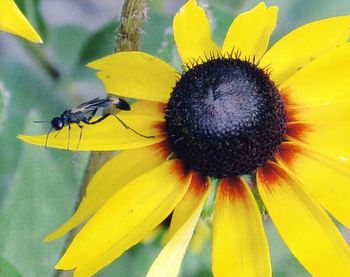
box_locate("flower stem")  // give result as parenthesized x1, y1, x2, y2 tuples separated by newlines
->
(54, 0, 148, 276)
(115, 0, 148, 51)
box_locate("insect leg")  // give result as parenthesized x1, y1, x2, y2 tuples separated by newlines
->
(67, 124, 71, 150)
(45, 127, 54, 148)
(86, 113, 154, 138)
(110, 114, 155, 138)
(83, 113, 110, 125)
(86, 108, 98, 122)
(76, 123, 84, 150)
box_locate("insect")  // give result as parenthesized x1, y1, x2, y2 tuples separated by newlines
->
(37, 96, 153, 149)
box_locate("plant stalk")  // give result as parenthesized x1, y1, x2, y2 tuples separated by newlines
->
(54, 0, 148, 276)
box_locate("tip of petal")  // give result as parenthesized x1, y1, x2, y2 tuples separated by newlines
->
(256, 2, 267, 9)
(268, 5, 279, 16)
(19, 28, 43, 44)
(86, 60, 99, 69)
(26, 31, 43, 43)
(86, 54, 115, 69)
(55, 253, 77, 270)
(44, 221, 73, 242)
(44, 233, 56, 242)
(255, 2, 279, 14)
(86, 52, 134, 69)
(179, 0, 198, 13)
(17, 134, 42, 146)
(55, 260, 72, 270)
(17, 134, 27, 141)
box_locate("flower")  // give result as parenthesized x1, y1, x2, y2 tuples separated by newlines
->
(0, 0, 42, 43)
(19, 0, 350, 276)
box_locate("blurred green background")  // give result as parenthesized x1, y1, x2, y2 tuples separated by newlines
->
(0, 0, 349, 276)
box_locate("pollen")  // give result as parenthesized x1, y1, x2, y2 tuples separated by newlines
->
(165, 57, 287, 178)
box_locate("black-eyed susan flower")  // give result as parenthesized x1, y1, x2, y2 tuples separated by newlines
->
(0, 0, 42, 43)
(19, 0, 350, 276)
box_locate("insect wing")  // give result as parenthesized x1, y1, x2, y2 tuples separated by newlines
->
(77, 97, 100, 107)
(71, 98, 110, 113)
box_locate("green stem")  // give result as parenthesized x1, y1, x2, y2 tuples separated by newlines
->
(115, 0, 148, 52)
(54, 0, 148, 276)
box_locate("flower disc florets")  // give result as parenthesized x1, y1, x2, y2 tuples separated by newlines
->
(165, 57, 287, 178)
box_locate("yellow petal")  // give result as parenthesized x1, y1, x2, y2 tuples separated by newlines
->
(166, 173, 210, 240)
(147, 172, 210, 277)
(189, 218, 210, 254)
(260, 16, 350, 84)
(257, 161, 350, 277)
(275, 142, 350, 228)
(18, 115, 165, 151)
(56, 160, 192, 277)
(212, 177, 271, 277)
(281, 43, 350, 123)
(0, 0, 42, 43)
(173, 0, 220, 66)
(222, 3, 278, 61)
(286, 121, 350, 163)
(88, 52, 179, 103)
(45, 142, 171, 241)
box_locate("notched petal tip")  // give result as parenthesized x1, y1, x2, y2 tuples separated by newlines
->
(222, 1, 278, 61)
(86, 52, 178, 103)
(173, 0, 219, 66)
(179, 0, 199, 12)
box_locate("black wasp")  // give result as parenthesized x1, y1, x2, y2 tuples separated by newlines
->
(40, 96, 153, 149)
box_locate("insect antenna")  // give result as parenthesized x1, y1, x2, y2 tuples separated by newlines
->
(33, 120, 51, 123)
(111, 114, 154, 139)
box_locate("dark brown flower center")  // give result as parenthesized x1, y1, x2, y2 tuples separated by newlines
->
(165, 57, 287, 178)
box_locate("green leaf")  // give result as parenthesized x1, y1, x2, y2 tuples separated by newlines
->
(48, 25, 90, 77)
(79, 20, 119, 65)
(0, 110, 88, 276)
(0, 257, 22, 277)
(0, 82, 10, 131)
(0, 54, 64, 204)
